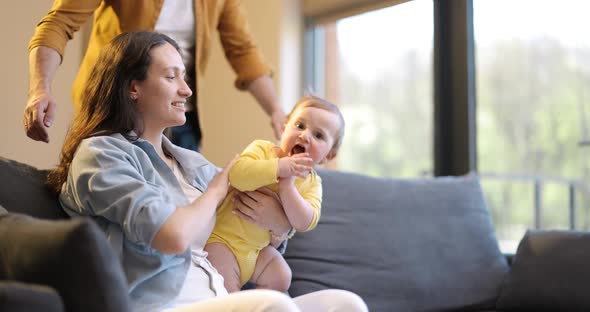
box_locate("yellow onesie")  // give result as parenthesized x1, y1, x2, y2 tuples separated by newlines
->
(207, 140, 322, 286)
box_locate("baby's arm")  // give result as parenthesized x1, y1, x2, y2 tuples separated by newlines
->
(229, 140, 281, 191)
(277, 177, 316, 232)
(274, 151, 316, 232)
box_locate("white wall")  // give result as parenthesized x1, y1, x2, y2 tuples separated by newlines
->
(0, 1, 303, 168)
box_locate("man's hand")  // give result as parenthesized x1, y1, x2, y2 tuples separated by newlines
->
(232, 187, 291, 235)
(270, 109, 286, 140)
(246, 75, 285, 140)
(23, 91, 56, 143)
(25, 46, 62, 143)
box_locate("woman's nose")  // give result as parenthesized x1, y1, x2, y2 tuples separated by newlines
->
(179, 80, 193, 98)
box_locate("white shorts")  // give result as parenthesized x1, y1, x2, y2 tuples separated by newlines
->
(163, 250, 228, 310)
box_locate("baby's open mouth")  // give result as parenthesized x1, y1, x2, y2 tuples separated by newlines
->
(291, 144, 305, 155)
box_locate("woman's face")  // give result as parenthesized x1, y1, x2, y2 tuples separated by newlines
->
(130, 42, 192, 133)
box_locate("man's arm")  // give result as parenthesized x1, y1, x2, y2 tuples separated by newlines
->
(217, 0, 285, 139)
(24, 46, 61, 143)
(247, 75, 286, 140)
(25, 0, 101, 142)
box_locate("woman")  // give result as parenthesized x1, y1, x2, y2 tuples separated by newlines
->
(47, 31, 367, 312)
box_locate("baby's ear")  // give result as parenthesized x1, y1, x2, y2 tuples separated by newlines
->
(320, 149, 337, 164)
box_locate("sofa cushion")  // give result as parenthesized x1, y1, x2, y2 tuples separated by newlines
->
(0, 213, 130, 312)
(0, 157, 66, 219)
(496, 230, 590, 312)
(0, 281, 64, 312)
(285, 170, 509, 312)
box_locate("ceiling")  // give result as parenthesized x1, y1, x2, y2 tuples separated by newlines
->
(302, 0, 410, 22)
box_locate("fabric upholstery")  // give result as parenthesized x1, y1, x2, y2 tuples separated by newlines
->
(285, 170, 509, 312)
(0, 213, 130, 312)
(0, 281, 64, 312)
(496, 230, 590, 312)
(0, 157, 66, 219)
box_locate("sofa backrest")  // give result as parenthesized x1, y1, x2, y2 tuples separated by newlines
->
(0, 156, 67, 219)
(285, 169, 510, 312)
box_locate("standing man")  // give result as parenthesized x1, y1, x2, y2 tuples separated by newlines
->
(23, 0, 285, 151)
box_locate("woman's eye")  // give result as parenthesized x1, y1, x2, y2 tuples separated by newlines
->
(166, 76, 176, 80)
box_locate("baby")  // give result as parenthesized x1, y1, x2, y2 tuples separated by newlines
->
(205, 95, 345, 292)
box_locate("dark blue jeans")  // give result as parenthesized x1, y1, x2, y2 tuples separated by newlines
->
(167, 111, 202, 152)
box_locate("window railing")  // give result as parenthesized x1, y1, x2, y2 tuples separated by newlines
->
(478, 172, 590, 230)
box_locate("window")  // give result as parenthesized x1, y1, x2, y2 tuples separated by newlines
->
(305, 0, 590, 254)
(306, 0, 434, 178)
(474, 0, 590, 252)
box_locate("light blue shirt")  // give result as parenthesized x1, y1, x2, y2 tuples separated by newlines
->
(59, 132, 219, 311)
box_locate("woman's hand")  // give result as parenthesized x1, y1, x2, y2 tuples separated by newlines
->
(152, 156, 238, 254)
(232, 187, 291, 236)
(205, 155, 238, 204)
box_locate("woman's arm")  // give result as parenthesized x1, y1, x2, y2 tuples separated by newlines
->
(65, 138, 235, 255)
(152, 157, 236, 254)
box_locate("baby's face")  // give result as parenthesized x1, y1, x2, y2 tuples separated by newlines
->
(280, 105, 340, 164)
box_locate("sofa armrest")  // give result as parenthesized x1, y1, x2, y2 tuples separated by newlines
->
(0, 213, 130, 312)
(0, 281, 64, 312)
(497, 230, 590, 311)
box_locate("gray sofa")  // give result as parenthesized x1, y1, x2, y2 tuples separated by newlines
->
(2, 156, 590, 312)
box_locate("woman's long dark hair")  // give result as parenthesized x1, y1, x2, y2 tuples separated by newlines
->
(47, 31, 180, 193)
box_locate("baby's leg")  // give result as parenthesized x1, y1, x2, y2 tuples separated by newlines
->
(204, 242, 241, 293)
(250, 245, 292, 292)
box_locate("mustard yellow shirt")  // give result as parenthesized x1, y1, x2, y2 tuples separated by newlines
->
(210, 140, 322, 252)
(28, 0, 272, 110)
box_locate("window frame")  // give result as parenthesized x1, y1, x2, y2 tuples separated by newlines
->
(303, 0, 477, 177)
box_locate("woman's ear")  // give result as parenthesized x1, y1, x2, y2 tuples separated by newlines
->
(129, 80, 140, 101)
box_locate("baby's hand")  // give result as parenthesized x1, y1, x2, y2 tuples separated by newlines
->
(277, 153, 313, 178)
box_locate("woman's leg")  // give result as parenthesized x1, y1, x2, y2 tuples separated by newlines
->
(293, 289, 369, 312)
(164, 289, 300, 312)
